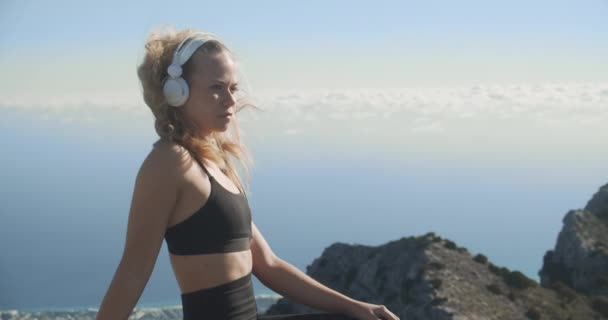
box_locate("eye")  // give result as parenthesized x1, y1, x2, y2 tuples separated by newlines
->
(231, 86, 240, 92)
(210, 84, 222, 90)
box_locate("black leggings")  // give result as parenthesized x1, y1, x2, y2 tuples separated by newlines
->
(180, 272, 355, 320)
(258, 314, 355, 320)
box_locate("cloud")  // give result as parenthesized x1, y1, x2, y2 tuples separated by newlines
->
(1, 82, 607, 128)
(410, 121, 445, 133)
(284, 128, 302, 136)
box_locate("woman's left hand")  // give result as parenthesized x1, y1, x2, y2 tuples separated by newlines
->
(344, 301, 400, 320)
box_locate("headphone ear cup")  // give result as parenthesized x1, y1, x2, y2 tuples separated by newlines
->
(163, 77, 190, 107)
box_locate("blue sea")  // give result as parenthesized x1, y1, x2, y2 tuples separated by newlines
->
(1, 84, 607, 311)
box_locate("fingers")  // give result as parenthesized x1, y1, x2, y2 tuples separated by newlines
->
(375, 305, 399, 320)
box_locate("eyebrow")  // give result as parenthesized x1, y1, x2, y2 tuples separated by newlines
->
(213, 80, 239, 85)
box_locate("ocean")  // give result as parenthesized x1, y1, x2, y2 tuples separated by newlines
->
(1, 84, 607, 311)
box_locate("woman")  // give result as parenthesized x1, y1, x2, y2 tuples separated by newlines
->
(95, 26, 400, 320)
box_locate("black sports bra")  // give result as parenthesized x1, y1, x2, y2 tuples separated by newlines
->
(164, 151, 252, 255)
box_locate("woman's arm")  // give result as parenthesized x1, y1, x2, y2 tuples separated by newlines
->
(95, 145, 181, 320)
(250, 222, 355, 314)
(250, 223, 399, 320)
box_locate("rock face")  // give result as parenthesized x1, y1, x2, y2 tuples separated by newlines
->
(539, 182, 608, 297)
(264, 233, 606, 320)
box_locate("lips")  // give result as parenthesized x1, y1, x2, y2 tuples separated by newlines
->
(220, 113, 233, 117)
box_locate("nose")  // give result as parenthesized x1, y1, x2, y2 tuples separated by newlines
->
(223, 90, 237, 109)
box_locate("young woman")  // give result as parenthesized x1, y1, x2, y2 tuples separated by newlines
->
(95, 27, 400, 320)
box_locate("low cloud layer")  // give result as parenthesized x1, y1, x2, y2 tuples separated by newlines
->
(1, 82, 606, 130)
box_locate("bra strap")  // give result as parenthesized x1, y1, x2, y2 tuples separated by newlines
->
(186, 149, 213, 180)
(186, 147, 249, 202)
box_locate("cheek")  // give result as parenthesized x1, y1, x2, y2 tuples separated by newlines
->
(184, 104, 204, 123)
(184, 101, 215, 125)
(183, 89, 219, 124)
(188, 107, 210, 123)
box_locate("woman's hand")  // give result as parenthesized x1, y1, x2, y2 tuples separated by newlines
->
(345, 301, 400, 320)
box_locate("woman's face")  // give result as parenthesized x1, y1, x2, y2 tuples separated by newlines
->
(182, 50, 240, 137)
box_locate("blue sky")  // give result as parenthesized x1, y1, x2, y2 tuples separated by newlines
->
(1, 1, 608, 310)
(1, 0, 607, 95)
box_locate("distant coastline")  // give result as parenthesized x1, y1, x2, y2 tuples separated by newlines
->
(0, 293, 282, 314)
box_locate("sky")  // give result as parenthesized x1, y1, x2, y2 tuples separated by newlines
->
(1, 0, 608, 311)
(1, 0, 607, 98)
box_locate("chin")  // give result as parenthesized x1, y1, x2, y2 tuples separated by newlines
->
(216, 125, 230, 132)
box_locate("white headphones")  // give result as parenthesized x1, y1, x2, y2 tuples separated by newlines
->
(162, 32, 222, 107)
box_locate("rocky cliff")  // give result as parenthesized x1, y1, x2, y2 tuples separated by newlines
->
(539, 182, 608, 298)
(264, 232, 607, 319)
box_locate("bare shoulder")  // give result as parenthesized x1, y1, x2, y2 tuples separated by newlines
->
(140, 140, 191, 185)
(147, 139, 191, 170)
(151, 138, 187, 156)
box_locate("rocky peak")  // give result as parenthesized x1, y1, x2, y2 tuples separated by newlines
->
(540, 182, 608, 298)
(265, 232, 606, 319)
(585, 182, 608, 221)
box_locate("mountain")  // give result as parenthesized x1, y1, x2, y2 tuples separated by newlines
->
(264, 183, 608, 320)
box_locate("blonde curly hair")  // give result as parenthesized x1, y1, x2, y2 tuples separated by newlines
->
(136, 25, 261, 195)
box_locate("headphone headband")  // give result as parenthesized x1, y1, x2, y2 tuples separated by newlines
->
(163, 31, 223, 107)
(174, 33, 220, 67)
(167, 32, 221, 78)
